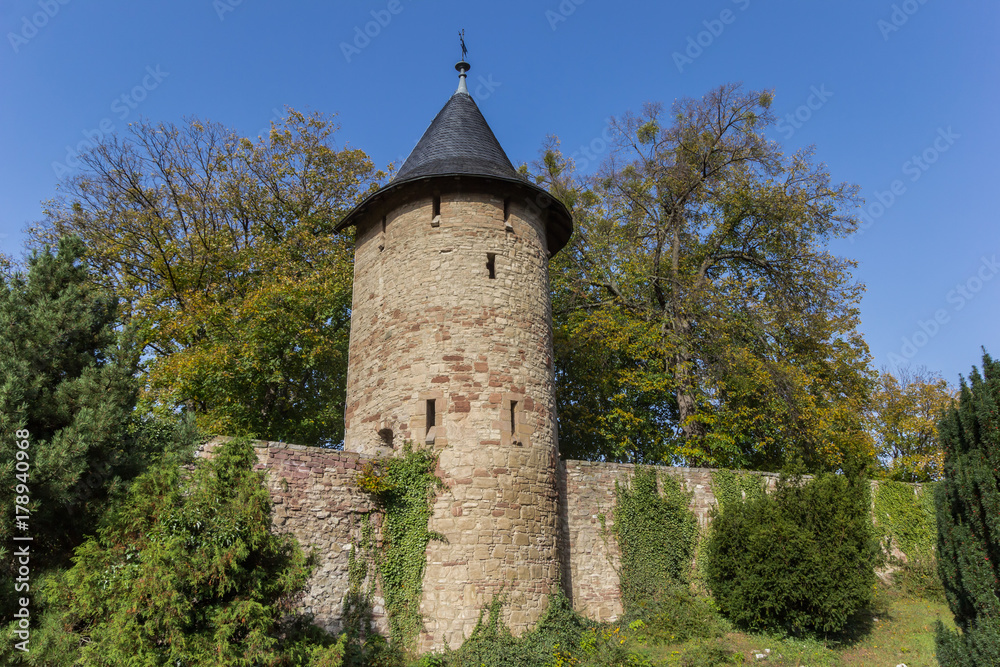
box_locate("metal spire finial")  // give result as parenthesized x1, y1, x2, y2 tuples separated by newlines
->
(455, 29, 471, 95)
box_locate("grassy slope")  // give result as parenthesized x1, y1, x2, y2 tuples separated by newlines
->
(639, 588, 955, 666)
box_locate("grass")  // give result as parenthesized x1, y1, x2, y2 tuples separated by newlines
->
(404, 577, 955, 666)
(637, 584, 955, 666)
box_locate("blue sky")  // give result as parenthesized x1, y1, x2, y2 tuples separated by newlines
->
(1, 0, 997, 384)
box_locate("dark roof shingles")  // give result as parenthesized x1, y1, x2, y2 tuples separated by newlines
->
(394, 92, 518, 182)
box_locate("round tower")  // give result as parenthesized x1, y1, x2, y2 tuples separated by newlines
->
(336, 61, 572, 649)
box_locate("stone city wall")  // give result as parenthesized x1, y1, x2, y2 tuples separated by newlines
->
(558, 460, 782, 622)
(198, 439, 921, 647)
(196, 439, 375, 635)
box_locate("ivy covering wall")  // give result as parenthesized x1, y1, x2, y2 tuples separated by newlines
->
(873, 480, 937, 559)
(710, 469, 765, 514)
(612, 467, 698, 613)
(354, 444, 443, 654)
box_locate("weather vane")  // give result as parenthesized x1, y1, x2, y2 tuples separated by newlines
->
(459, 29, 468, 61)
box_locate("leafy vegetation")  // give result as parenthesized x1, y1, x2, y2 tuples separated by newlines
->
(10, 437, 343, 666)
(354, 444, 444, 655)
(874, 480, 937, 559)
(32, 110, 384, 446)
(0, 237, 194, 619)
(708, 469, 765, 514)
(411, 581, 954, 667)
(613, 468, 698, 614)
(540, 83, 874, 471)
(705, 470, 880, 636)
(934, 352, 1000, 666)
(873, 480, 945, 604)
(871, 366, 955, 482)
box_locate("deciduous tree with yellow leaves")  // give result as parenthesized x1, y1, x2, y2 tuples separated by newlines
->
(871, 366, 955, 481)
(33, 110, 384, 446)
(540, 83, 874, 471)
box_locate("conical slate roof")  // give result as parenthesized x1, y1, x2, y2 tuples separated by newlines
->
(336, 64, 572, 254)
(394, 91, 519, 182)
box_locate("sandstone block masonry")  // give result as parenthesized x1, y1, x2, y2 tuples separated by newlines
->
(197, 440, 926, 649)
(343, 192, 562, 649)
(196, 439, 375, 635)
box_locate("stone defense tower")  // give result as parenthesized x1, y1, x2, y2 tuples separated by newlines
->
(336, 61, 572, 649)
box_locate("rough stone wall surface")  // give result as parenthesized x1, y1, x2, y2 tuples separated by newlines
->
(196, 439, 375, 635)
(343, 192, 561, 650)
(194, 441, 922, 651)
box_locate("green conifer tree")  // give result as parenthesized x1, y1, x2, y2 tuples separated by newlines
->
(0, 237, 186, 616)
(934, 352, 1000, 665)
(39, 438, 332, 666)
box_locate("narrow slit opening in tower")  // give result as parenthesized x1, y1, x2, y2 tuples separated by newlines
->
(486, 253, 496, 279)
(503, 197, 510, 223)
(509, 400, 517, 437)
(379, 216, 386, 251)
(432, 195, 441, 227)
(425, 399, 436, 444)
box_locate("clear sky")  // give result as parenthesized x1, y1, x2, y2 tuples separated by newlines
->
(1, 0, 997, 385)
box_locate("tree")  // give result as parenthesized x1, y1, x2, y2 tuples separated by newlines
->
(0, 237, 188, 618)
(34, 438, 337, 666)
(934, 352, 1000, 666)
(32, 110, 384, 446)
(871, 366, 954, 482)
(539, 83, 874, 469)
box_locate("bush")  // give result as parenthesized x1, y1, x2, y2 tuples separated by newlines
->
(623, 585, 724, 644)
(934, 352, 1000, 666)
(439, 590, 591, 667)
(704, 471, 880, 636)
(23, 438, 335, 666)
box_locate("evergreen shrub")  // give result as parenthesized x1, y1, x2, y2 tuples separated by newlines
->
(934, 352, 1000, 666)
(27, 437, 338, 666)
(705, 471, 880, 636)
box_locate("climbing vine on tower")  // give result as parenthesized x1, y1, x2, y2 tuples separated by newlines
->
(355, 443, 444, 653)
